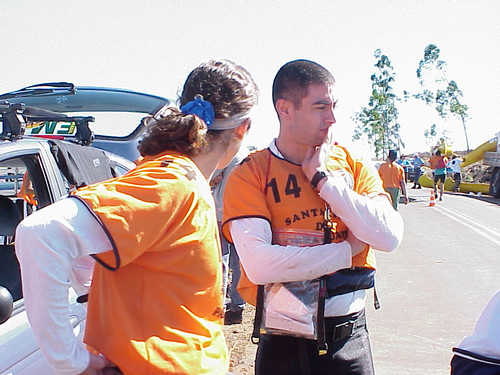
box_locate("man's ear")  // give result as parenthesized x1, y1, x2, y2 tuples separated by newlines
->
(275, 98, 293, 121)
(233, 118, 251, 140)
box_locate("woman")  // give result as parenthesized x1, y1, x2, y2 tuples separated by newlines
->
(16, 59, 258, 375)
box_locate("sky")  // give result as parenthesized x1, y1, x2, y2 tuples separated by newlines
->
(1, 0, 499, 160)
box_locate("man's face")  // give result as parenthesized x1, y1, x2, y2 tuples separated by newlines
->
(289, 83, 336, 147)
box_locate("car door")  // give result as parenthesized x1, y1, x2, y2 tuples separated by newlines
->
(0, 144, 59, 374)
(0, 142, 96, 375)
(0, 139, 135, 375)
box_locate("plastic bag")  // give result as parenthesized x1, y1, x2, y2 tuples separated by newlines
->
(260, 229, 324, 339)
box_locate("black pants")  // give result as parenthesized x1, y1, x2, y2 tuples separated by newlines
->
(255, 310, 374, 375)
(451, 355, 500, 375)
(453, 173, 461, 192)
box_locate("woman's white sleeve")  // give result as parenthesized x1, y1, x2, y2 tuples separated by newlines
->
(319, 173, 404, 251)
(15, 197, 112, 375)
(229, 217, 352, 284)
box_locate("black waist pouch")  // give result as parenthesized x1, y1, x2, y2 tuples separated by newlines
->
(326, 267, 375, 298)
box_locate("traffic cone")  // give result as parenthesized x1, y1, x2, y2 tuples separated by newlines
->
(429, 190, 436, 207)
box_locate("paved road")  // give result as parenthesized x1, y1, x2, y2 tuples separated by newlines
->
(368, 187, 500, 374)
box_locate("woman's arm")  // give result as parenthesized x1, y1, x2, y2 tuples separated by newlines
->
(16, 198, 113, 375)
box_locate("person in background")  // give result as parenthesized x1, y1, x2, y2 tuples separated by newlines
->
(451, 290, 500, 374)
(212, 148, 249, 325)
(447, 154, 463, 192)
(396, 155, 411, 184)
(411, 154, 424, 189)
(379, 150, 408, 210)
(16, 59, 259, 375)
(222, 59, 403, 375)
(429, 149, 448, 201)
(17, 171, 38, 207)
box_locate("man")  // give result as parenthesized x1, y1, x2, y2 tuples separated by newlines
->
(447, 155, 462, 192)
(378, 150, 408, 210)
(429, 149, 448, 201)
(451, 290, 500, 374)
(222, 59, 404, 375)
(396, 155, 411, 184)
(17, 171, 38, 207)
(212, 149, 249, 325)
(411, 154, 424, 189)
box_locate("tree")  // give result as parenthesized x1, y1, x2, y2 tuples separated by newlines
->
(423, 123, 451, 148)
(415, 44, 471, 151)
(353, 49, 402, 159)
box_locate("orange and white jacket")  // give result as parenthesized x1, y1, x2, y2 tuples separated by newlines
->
(17, 151, 228, 375)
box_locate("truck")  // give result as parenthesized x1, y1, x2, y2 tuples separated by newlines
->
(461, 131, 500, 198)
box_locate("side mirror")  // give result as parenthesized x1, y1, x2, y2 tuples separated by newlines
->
(0, 286, 14, 324)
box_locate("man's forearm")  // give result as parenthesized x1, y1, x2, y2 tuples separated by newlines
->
(400, 180, 408, 199)
(230, 218, 352, 284)
(319, 174, 403, 251)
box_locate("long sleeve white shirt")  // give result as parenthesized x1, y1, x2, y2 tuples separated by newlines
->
(16, 197, 113, 375)
(454, 290, 500, 362)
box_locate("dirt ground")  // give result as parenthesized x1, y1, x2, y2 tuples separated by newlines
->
(223, 304, 256, 374)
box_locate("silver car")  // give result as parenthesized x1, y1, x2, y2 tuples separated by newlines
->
(0, 84, 171, 374)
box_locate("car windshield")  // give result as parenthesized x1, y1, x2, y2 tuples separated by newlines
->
(20, 111, 149, 138)
(1, 84, 170, 139)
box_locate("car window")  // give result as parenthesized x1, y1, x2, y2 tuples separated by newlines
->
(22, 112, 148, 138)
(111, 161, 132, 177)
(70, 112, 148, 137)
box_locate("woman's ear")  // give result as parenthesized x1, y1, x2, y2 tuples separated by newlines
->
(233, 118, 251, 140)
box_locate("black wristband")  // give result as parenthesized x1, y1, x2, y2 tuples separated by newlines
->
(311, 171, 327, 189)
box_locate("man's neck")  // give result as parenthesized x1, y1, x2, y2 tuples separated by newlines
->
(275, 137, 308, 164)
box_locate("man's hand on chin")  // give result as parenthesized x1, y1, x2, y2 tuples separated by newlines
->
(302, 143, 328, 181)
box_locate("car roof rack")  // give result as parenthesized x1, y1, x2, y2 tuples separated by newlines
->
(1, 101, 95, 145)
(0, 101, 25, 140)
(0, 82, 76, 100)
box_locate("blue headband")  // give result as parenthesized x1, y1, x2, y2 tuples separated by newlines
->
(180, 95, 215, 126)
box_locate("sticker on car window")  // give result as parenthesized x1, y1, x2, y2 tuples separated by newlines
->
(25, 121, 77, 136)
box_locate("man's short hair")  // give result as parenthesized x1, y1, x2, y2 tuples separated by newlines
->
(272, 59, 335, 110)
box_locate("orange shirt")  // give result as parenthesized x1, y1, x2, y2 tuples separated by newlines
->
(74, 152, 227, 375)
(222, 144, 384, 306)
(17, 171, 38, 206)
(378, 161, 404, 189)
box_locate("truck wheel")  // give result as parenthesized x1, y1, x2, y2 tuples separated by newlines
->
(489, 167, 500, 198)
